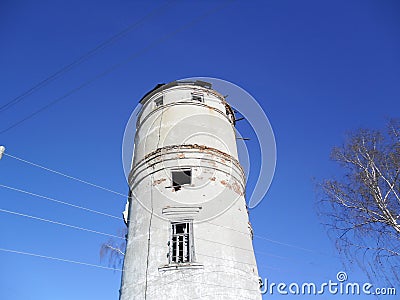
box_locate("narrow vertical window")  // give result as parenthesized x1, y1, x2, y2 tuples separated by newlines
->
(170, 222, 193, 263)
(154, 96, 163, 108)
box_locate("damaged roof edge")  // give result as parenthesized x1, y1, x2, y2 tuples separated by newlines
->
(139, 80, 213, 104)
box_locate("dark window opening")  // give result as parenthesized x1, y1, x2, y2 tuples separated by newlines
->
(191, 94, 203, 102)
(154, 96, 163, 108)
(171, 169, 191, 191)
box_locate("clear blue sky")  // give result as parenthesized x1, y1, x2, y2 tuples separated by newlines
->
(1, 1, 399, 299)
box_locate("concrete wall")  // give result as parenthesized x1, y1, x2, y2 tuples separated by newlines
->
(120, 82, 261, 300)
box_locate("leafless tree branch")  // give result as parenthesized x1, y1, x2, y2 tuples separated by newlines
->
(318, 119, 400, 285)
(99, 227, 127, 269)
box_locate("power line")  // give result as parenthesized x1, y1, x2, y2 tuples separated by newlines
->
(0, 0, 178, 114)
(0, 198, 326, 288)
(3, 152, 128, 198)
(0, 247, 261, 299)
(0, 247, 122, 271)
(253, 233, 316, 253)
(142, 226, 329, 271)
(0, 239, 261, 275)
(0, 201, 337, 270)
(2, 150, 333, 258)
(0, 208, 124, 239)
(2, 149, 337, 262)
(205, 221, 343, 260)
(205, 221, 318, 254)
(0, 246, 263, 296)
(0, 0, 235, 135)
(0, 184, 121, 220)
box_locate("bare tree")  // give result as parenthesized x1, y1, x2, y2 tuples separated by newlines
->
(318, 119, 400, 284)
(100, 227, 127, 269)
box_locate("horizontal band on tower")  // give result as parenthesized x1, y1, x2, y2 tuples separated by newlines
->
(133, 144, 244, 176)
(128, 144, 246, 192)
(136, 100, 236, 131)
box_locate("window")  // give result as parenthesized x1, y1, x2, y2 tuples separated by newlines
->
(171, 168, 191, 191)
(154, 96, 163, 108)
(169, 222, 193, 263)
(191, 93, 204, 102)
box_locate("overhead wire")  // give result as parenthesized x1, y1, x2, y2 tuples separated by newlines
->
(205, 221, 324, 254)
(0, 196, 334, 276)
(0, 0, 319, 284)
(2, 152, 128, 197)
(1, 150, 338, 259)
(0, 248, 268, 292)
(0, 0, 236, 134)
(0, 208, 124, 239)
(0, 183, 120, 220)
(0, 0, 178, 114)
(0, 182, 292, 262)
(0, 207, 320, 279)
(0, 248, 263, 300)
(0, 205, 264, 269)
(0, 247, 261, 300)
(0, 247, 122, 271)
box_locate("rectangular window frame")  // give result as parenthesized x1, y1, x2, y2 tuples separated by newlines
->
(154, 96, 164, 108)
(169, 221, 194, 264)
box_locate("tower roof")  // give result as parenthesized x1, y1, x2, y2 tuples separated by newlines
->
(139, 80, 213, 105)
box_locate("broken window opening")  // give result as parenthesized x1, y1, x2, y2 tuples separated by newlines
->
(171, 168, 191, 191)
(191, 93, 204, 103)
(154, 96, 163, 108)
(170, 222, 193, 263)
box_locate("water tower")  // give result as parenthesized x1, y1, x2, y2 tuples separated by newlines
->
(119, 81, 261, 299)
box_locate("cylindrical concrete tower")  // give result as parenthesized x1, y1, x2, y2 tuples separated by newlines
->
(120, 81, 261, 299)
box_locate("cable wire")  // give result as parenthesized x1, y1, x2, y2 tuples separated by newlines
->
(2, 150, 333, 258)
(0, 0, 178, 114)
(0, 0, 235, 134)
(0, 247, 122, 271)
(205, 221, 319, 254)
(0, 183, 121, 220)
(0, 208, 124, 239)
(3, 152, 128, 198)
(0, 247, 261, 300)
(2, 150, 337, 260)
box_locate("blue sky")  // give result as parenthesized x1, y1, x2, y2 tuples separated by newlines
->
(1, 0, 399, 299)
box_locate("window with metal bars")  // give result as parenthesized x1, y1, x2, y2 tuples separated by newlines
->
(169, 222, 193, 263)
